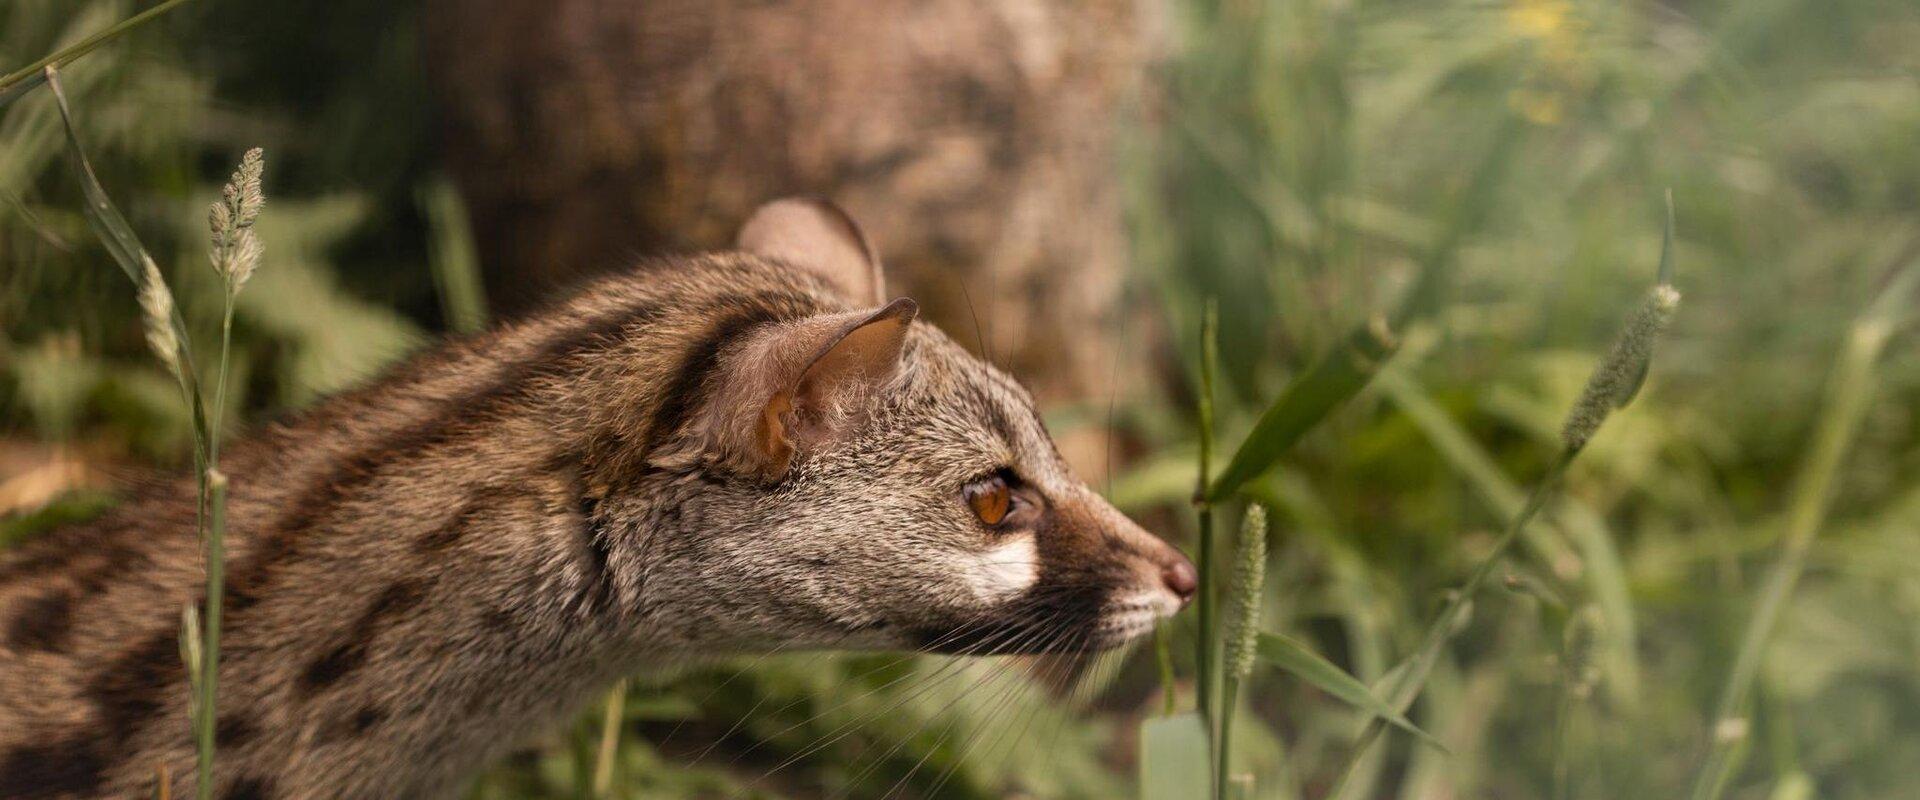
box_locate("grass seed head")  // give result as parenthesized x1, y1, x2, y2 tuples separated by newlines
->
(1560, 284, 1681, 452)
(138, 257, 180, 376)
(179, 603, 203, 684)
(209, 148, 266, 291)
(1223, 504, 1268, 682)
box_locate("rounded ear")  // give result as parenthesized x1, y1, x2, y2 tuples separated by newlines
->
(736, 197, 886, 306)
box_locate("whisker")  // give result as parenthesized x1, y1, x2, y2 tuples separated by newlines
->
(956, 275, 993, 366)
(754, 609, 1043, 783)
(837, 607, 1078, 792)
(869, 617, 1068, 798)
(911, 622, 1089, 798)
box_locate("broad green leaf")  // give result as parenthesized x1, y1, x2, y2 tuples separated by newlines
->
(1205, 112, 1522, 504)
(1206, 321, 1396, 501)
(1140, 712, 1210, 800)
(1255, 632, 1445, 752)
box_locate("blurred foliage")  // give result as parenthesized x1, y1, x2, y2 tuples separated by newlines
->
(5, 0, 1920, 798)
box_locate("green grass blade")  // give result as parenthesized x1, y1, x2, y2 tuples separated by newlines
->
(0, 0, 203, 108)
(1686, 259, 1914, 800)
(1377, 369, 1640, 706)
(1657, 189, 1677, 288)
(1206, 319, 1396, 501)
(420, 178, 489, 333)
(1204, 70, 1522, 506)
(45, 66, 208, 455)
(1256, 632, 1446, 752)
(1141, 712, 1211, 800)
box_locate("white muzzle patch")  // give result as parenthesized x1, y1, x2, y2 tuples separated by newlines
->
(968, 534, 1040, 602)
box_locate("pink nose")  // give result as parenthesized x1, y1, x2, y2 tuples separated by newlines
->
(1162, 559, 1199, 604)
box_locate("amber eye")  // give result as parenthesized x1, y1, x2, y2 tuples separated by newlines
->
(964, 474, 1012, 526)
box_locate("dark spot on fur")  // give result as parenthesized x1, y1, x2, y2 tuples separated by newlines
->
(352, 706, 387, 735)
(413, 502, 476, 553)
(365, 579, 432, 620)
(223, 775, 274, 800)
(0, 741, 107, 798)
(5, 589, 75, 652)
(319, 704, 388, 743)
(299, 579, 433, 695)
(85, 629, 183, 738)
(217, 713, 260, 747)
(301, 640, 368, 693)
(480, 606, 515, 633)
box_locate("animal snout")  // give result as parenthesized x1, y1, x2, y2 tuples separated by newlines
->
(1161, 557, 1198, 604)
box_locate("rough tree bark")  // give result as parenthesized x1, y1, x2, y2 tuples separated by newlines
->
(420, 0, 1160, 465)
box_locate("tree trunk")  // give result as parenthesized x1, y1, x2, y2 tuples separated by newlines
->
(420, 0, 1159, 453)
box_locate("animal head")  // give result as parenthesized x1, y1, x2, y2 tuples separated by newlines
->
(633, 198, 1195, 657)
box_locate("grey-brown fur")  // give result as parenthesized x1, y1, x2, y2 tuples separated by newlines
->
(0, 205, 1191, 799)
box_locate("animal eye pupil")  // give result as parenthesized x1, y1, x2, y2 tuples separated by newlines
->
(967, 477, 1011, 526)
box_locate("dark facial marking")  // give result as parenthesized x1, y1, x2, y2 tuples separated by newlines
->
(974, 385, 1023, 450)
(4, 589, 75, 652)
(641, 300, 799, 453)
(573, 492, 615, 613)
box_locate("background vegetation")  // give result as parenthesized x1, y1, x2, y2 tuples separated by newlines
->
(4, 0, 1918, 797)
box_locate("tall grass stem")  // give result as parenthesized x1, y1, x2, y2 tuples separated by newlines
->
(592, 679, 628, 797)
(196, 470, 228, 800)
(1194, 301, 1220, 793)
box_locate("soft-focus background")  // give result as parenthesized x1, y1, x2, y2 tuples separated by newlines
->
(5, 0, 1919, 797)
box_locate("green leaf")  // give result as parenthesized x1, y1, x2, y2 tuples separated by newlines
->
(1255, 632, 1446, 752)
(0, 0, 202, 109)
(1140, 712, 1211, 800)
(1206, 320, 1397, 501)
